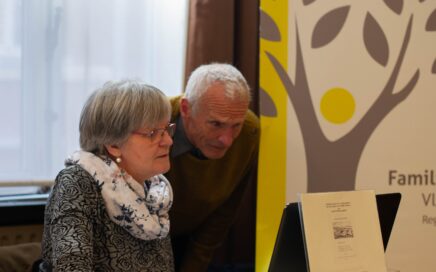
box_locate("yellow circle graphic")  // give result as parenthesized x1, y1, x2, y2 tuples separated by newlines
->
(320, 87, 355, 124)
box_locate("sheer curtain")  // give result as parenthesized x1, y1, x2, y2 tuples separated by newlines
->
(0, 0, 188, 184)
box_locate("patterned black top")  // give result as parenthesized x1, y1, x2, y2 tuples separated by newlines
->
(39, 164, 174, 272)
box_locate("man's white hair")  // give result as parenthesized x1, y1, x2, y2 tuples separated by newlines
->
(184, 63, 251, 113)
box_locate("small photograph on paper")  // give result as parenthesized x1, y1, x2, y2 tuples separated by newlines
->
(333, 220, 354, 239)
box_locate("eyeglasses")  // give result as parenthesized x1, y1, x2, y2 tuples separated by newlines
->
(132, 123, 176, 143)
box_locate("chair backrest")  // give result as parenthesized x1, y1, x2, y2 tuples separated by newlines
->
(0, 200, 46, 272)
(0, 201, 46, 246)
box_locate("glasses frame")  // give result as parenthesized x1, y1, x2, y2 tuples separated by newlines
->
(132, 122, 176, 142)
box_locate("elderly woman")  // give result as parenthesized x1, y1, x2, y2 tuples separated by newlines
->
(39, 80, 175, 271)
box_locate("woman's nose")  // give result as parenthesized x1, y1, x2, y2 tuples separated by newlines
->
(160, 131, 173, 146)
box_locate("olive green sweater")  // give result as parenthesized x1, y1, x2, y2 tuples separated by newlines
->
(165, 96, 260, 272)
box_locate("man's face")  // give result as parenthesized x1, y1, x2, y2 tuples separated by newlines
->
(181, 84, 249, 159)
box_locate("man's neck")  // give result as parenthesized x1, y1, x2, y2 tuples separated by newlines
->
(170, 116, 207, 160)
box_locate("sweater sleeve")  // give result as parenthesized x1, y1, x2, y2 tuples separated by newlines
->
(179, 158, 258, 272)
(44, 166, 97, 271)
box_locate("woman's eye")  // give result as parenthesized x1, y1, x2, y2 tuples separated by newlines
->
(148, 130, 156, 137)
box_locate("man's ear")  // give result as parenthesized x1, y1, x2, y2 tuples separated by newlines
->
(105, 144, 121, 158)
(180, 98, 190, 118)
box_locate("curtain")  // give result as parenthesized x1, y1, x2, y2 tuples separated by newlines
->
(184, 0, 260, 268)
(0, 0, 188, 183)
(185, 0, 259, 114)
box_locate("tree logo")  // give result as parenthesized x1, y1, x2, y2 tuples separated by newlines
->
(260, 0, 436, 192)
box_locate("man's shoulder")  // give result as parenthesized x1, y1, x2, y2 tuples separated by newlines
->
(230, 109, 259, 152)
(243, 109, 260, 136)
(245, 109, 259, 125)
(169, 95, 182, 104)
(169, 95, 182, 119)
(169, 95, 182, 108)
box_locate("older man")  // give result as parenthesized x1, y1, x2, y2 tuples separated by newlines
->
(165, 63, 260, 271)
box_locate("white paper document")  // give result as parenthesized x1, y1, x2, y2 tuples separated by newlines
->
(299, 190, 387, 272)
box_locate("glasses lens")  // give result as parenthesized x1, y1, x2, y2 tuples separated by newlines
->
(166, 123, 176, 137)
(149, 130, 159, 142)
(146, 123, 175, 143)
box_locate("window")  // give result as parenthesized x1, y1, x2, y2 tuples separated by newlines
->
(0, 0, 188, 190)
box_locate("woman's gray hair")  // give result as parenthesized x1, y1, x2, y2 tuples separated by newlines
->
(184, 63, 250, 113)
(79, 79, 171, 155)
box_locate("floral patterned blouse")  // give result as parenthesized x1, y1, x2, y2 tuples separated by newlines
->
(39, 164, 174, 272)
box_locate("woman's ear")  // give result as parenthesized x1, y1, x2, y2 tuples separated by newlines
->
(105, 144, 121, 158)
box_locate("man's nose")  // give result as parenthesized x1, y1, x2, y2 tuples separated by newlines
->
(217, 128, 234, 147)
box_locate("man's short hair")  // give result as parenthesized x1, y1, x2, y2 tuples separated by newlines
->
(184, 63, 251, 113)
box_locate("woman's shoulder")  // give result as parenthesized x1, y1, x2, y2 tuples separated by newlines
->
(46, 164, 101, 219)
(57, 163, 91, 178)
(53, 164, 101, 198)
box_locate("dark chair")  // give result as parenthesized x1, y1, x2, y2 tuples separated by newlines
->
(0, 196, 46, 272)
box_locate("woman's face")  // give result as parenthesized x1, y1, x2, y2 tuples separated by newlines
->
(115, 119, 173, 182)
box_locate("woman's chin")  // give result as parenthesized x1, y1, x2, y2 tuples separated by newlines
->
(155, 164, 170, 175)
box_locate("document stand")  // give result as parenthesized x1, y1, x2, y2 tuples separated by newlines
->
(268, 193, 401, 272)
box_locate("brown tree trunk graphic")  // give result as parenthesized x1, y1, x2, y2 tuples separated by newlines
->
(265, 16, 419, 192)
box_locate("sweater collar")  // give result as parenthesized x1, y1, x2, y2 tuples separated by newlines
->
(170, 116, 192, 158)
(170, 116, 208, 160)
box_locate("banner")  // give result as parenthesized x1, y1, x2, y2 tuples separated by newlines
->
(257, 0, 436, 271)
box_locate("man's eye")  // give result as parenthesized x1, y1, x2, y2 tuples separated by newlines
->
(209, 121, 222, 127)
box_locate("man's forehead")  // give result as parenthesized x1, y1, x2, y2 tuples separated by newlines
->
(206, 110, 247, 122)
(193, 84, 249, 119)
(202, 82, 249, 101)
(200, 89, 248, 109)
(200, 93, 246, 109)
